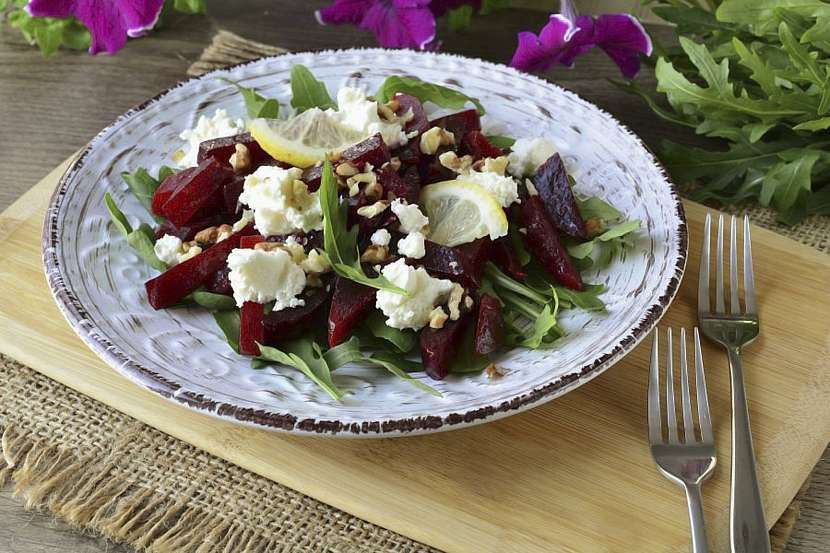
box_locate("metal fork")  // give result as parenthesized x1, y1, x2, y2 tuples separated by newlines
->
(698, 214, 770, 553)
(648, 327, 715, 553)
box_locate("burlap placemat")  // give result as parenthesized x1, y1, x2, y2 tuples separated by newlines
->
(0, 29, 826, 553)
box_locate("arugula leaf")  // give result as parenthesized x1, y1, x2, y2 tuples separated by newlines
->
(189, 291, 237, 311)
(760, 151, 822, 211)
(366, 352, 441, 396)
(507, 223, 531, 266)
(257, 340, 345, 401)
(290, 64, 336, 113)
(566, 220, 641, 270)
(485, 135, 516, 148)
(318, 160, 408, 295)
(520, 303, 561, 349)
(365, 311, 417, 353)
(447, 5, 473, 32)
(218, 78, 279, 119)
(173, 0, 206, 14)
(105, 193, 133, 236)
(7, 7, 90, 56)
(212, 310, 241, 353)
(121, 168, 161, 215)
(105, 193, 167, 271)
(576, 196, 624, 223)
(375, 75, 486, 115)
(554, 284, 607, 312)
(322, 336, 365, 369)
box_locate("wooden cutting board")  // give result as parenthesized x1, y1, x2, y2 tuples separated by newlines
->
(0, 159, 828, 553)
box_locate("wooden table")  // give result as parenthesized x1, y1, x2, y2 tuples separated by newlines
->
(0, 2, 826, 551)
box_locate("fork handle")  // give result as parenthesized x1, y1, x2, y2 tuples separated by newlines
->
(727, 347, 771, 553)
(683, 483, 709, 553)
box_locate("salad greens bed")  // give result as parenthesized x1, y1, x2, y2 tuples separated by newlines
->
(107, 64, 641, 400)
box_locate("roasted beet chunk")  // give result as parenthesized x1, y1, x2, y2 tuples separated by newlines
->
(413, 239, 490, 289)
(145, 223, 256, 309)
(160, 158, 233, 227)
(328, 277, 377, 347)
(340, 133, 391, 169)
(197, 133, 267, 168)
(152, 167, 197, 216)
(380, 165, 420, 204)
(429, 109, 481, 143)
(533, 153, 588, 239)
(264, 287, 331, 344)
(474, 294, 504, 355)
(491, 237, 527, 280)
(420, 315, 471, 380)
(521, 195, 582, 290)
(460, 131, 503, 161)
(301, 164, 324, 192)
(418, 151, 456, 185)
(392, 139, 421, 166)
(240, 301, 264, 356)
(393, 93, 429, 134)
(223, 175, 245, 215)
(154, 214, 227, 242)
(204, 266, 233, 296)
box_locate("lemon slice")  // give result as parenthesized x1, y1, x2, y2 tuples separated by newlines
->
(420, 180, 509, 247)
(248, 110, 366, 168)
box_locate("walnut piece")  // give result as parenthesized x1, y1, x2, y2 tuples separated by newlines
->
(481, 156, 509, 175)
(438, 151, 473, 174)
(525, 178, 539, 196)
(419, 127, 454, 155)
(485, 363, 506, 379)
(360, 244, 389, 264)
(585, 217, 607, 238)
(356, 201, 389, 219)
(447, 283, 464, 321)
(229, 143, 251, 174)
(335, 161, 359, 177)
(428, 306, 449, 329)
(194, 224, 233, 246)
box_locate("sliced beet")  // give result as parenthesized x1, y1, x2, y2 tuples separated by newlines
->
(521, 195, 582, 290)
(145, 223, 256, 309)
(460, 130, 504, 160)
(394, 93, 429, 134)
(239, 301, 264, 356)
(302, 164, 324, 192)
(239, 234, 265, 249)
(457, 238, 493, 272)
(223, 175, 245, 215)
(411, 239, 489, 289)
(340, 133, 391, 169)
(420, 314, 471, 380)
(533, 153, 588, 239)
(492, 237, 527, 280)
(264, 288, 331, 344)
(154, 213, 226, 242)
(160, 158, 233, 227)
(418, 150, 456, 185)
(429, 109, 481, 144)
(197, 132, 267, 168)
(392, 139, 421, 166)
(380, 165, 419, 204)
(328, 277, 377, 347)
(204, 266, 233, 296)
(152, 167, 197, 216)
(474, 294, 504, 355)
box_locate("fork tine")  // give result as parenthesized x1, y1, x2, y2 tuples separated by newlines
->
(679, 328, 695, 444)
(729, 216, 740, 314)
(715, 214, 725, 313)
(698, 214, 711, 314)
(743, 215, 757, 314)
(648, 331, 662, 444)
(694, 327, 714, 444)
(665, 328, 679, 444)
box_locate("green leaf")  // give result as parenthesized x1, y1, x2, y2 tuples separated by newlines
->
(121, 167, 161, 215)
(189, 291, 237, 311)
(365, 352, 441, 396)
(365, 311, 417, 353)
(761, 151, 821, 211)
(447, 5, 473, 32)
(218, 78, 279, 119)
(257, 340, 345, 401)
(519, 303, 561, 349)
(173, 0, 206, 14)
(716, 0, 830, 34)
(60, 19, 91, 50)
(576, 196, 624, 223)
(157, 165, 176, 182)
(653, 5, 739, 35)
(793, 117, 830, 131)
(808, 184, 830, 214)
(322, 336, 365, 369)
(290, 64, 336, 113)
(375, 75, 485, 115)
(565, 220, 640, 270)
(555, 284, 607, 312)
(126, 224, 168, 271)
(732, 38, 781, 97)
(801, 16, 830, 47)
(778, 22, 827, 87)
(212, 310, 241, 353)
(33, 23, 61, 57)
(104, 193, 133, 236)
(507, 223, 531, 266)
(745, 121, 776, 143)
(485, 135, 516, 149)
(610, 79, 697, 128)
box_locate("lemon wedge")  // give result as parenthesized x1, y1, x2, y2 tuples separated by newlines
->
(247, 110, 366, 168)
(420, 180, 509, 247)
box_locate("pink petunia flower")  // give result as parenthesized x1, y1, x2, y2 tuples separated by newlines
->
(26, 0, 164, 55)
(316, 0, 438, 50)
(510, 0, 652, 78)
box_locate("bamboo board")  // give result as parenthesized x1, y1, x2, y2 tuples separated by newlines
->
(0, 159, 828, 553)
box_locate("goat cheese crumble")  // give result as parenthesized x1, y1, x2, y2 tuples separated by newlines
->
(370, 228, 392, 247)
(329, 87, 408, 147)
(154, 234, 183, 266)
(390, 199, 429, 233)
(397, 231, 426, 259)
(376, 259, 454, 330)
(226, 248, 306, 310)
(176, 109, 245, 168)
(507, 137, 558, 178)
(238, 165, 323, 236)
(457, 170, 519, 207)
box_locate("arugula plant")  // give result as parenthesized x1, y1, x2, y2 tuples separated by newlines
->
(290, 64, 337, 112)
(632, 0, 830, 224)
(121, 166, 175, 218)
(218, 78, 279, 118)
(104, 193, 167, 271)
(375, 75, 486, 115)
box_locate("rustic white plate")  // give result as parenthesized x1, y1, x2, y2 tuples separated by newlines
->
(43, 49, 687, 437)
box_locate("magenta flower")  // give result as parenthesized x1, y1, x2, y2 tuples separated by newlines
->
(26, 0, 164, 55)
(316, 0, 438, 50)
(510, 0, 652, 78)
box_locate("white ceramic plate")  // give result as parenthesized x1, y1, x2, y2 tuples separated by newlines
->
(43, 49, 687, 437)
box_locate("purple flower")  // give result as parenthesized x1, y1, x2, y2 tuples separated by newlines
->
(510, 0, 652, 78)
(316, 0, 438, 50)
(26, 0, 164, 55)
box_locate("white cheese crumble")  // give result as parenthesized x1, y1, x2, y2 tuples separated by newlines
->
(457, 170, 519, 207)
(176, 109, 245, 168)
(390, 199, 429, 234)
(154, 234, 183, 266)
(375, 259, 454, 330)
(329, 87, 408, 147)
(397, 231, 426, 259)
(226, 248, 306, 310)
(507, 137, 558, 178)
(370, 228, 392, 247)
(238, 166, 323, 237)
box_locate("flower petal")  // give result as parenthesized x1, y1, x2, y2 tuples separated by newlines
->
(538, 14, 577, 48)
(361, 2, 436, 49)
(510, 15, 576, 73)
(558, 15, 595, 67)
(593, 14, 653, 77)
(316, 0, 372, 25)
(25, 0, 74, 18)
(558, 0, 578, 24)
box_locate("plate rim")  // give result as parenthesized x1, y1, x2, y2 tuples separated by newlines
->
(42, 48, 688, 437)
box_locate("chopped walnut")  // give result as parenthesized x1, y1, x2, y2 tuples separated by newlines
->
(585, 217, 607, 238)
(360, 244, 389, 264)
(525, 179, 539, 196)
(327, 151, 342, 163)
(438, 151, 473, 174)
(195, 225, 233, 246)
(364, 180, 384, 201)
(428, 306, 449, 329)
(181, 240, 199, 253)
(335, 161, 359, 177)
(485, 363, 506, 379)
(179, 242, 202, 262)
(518, 227, 527, 235)
(377, 102, 398, 122)
(463, 295, 474, 310)
(356, 201, 389, 219)
(481, 156, 509, 175)
(301, 249, 332, 274)
(419, 127, 454, 155)
(447, 283, 464, 321)
(229, 143, 251, 174)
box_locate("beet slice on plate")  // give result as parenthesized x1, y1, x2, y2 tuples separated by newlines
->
(264, 287, 331, 344)
(393, 93, 429, 134)
(413, 239, 490, 289)
(460, 131, 503, 160)
(491, 237, 527, 280)
(391, 139, 421, 167)
(154, 213, 226, 242)
(328, 276, 377, 347)
(474, 294, 504, 355)
(239, 301, 265, 356)
(152, 167, 197, 217)
(380, 165, 420, 204)
(160, 158, 233, 226)
(521, 195, 582, 290)
(420, 314, 471, 380)
(145, 223, 255, 309)
(429, 109, 481, 142)
(533, 153, 588, 239)
(302, 133, 391, 191)
(197, 132, 267, 168)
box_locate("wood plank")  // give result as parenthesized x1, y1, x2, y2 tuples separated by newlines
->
(0, 165, 827, 553)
